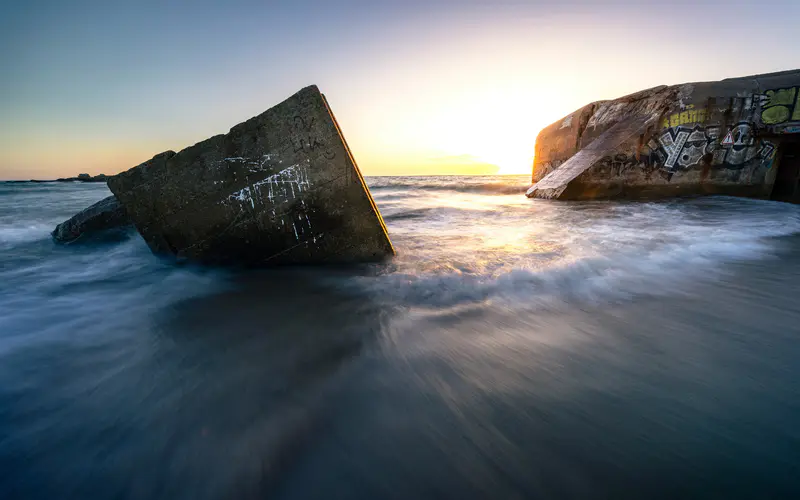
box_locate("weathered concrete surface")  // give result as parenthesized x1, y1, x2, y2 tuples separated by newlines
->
(528, 69, 800, 201)
(527, 114, 658, 199)
(531, 101, 602, 184)
(108, 86, 394, 265)
(52, 195, 131, 243)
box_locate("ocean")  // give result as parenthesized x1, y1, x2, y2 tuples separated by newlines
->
(2, 175, 800, 499)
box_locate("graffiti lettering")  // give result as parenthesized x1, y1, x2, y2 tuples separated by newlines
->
(722, 123, 756, 165)
(657, 125, 716, 171)
(758, 87, 800, 125)
(293, 115, 316, 132)
(290, 134, 330, 155)
(291, 137, 304, 153)
(653, 123, 773, 172)
(717, 122, 774, 166)
(596, 153, 640, 175)
(661, 108, 707, 129)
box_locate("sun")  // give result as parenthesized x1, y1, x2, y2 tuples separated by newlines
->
(479, 151, 534, 175)
(419, 101, 538, 176)
(435, 129, 535, 176)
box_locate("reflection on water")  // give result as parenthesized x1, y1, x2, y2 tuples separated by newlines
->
(2, 177, 800, 499)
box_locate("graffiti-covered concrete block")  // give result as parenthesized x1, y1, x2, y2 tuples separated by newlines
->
(528, 69, 800, 201)
(108, 86, 394, 265)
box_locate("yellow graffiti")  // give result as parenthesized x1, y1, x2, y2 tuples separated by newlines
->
(760, 87, 800, 124)
(762, 106, 791, 124)
(764, 88, 796, 107)
(661, 108, 707, 128)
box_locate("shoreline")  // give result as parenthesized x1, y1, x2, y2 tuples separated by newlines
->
(1, 176, 108, 184)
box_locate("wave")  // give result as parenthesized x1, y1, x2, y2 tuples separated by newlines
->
(382, 208, 437, 222)
(0, 221, 134, 250)
(355, 211, 800, 311)
(0, 223, 54, 249)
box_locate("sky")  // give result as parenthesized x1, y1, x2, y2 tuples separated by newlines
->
(1, 0, 799, 179)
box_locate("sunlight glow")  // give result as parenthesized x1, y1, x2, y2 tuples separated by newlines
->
(4, 2, 794, 179)
(421, 90, 542, 175)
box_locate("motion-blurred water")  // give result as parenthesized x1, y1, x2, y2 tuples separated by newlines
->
(2, 176, 800, 499)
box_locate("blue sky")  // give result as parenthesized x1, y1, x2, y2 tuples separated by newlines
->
(2, 0, 799, 178)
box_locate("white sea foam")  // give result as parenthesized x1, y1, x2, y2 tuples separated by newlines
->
(0, 223, 53, 249)
(357, 190, 800, 311)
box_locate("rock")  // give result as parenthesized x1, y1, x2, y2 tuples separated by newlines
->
(52, 195, 131, 244)
(528, 69, 800, 202)
(54, 174, 109, 183)
(107, 85, 394, 265)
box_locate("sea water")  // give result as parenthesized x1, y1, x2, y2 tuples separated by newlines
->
(2, 176, 800, 499)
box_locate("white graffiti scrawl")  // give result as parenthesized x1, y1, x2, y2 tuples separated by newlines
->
(223, 164, 311, 209)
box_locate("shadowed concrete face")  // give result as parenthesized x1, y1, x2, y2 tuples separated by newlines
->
(108, 86, 394, 265)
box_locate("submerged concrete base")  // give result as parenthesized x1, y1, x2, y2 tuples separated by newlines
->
(108, 86, 393, 265)
(52, 195, 131, 244)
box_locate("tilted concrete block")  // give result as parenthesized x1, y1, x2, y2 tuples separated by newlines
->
(108, 86, 394, 265)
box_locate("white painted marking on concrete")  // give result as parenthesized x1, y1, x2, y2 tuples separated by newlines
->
(221, 164, 311, 209)
(221, 154, 280, 173)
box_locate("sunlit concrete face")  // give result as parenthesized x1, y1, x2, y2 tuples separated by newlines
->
(1, 0, 799, 179)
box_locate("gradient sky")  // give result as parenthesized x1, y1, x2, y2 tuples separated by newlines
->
(2, 0, 799, 179)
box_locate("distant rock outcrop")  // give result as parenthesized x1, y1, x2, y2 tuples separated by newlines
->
(54, 174, 108, 183)
(52, 195, 131, 244)
(2, 174, 110, 183)
(106, 85, 394, 265)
